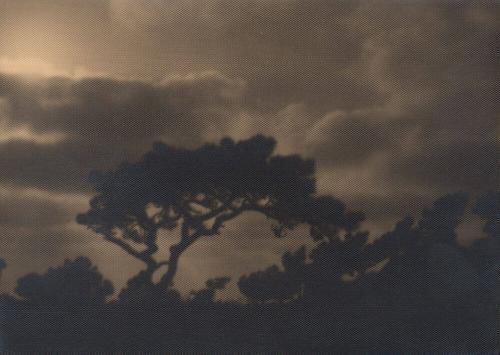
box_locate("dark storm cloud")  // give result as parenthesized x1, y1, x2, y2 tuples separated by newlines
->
(108, 0, 499, 187)
(0, 71, 246, 192)
(412, 86, 498, 143)
(0, 0, 495, 216)
(213, 0, 383, 112)
(389, 140, 498, 193)
(0, 141, 102, 192)
(350, 1, 499, 194)
(2, 73, 244, 139)
(305, 1, 498, 195)
(105, 0, 499, 115)
(107, 0, 385, 112)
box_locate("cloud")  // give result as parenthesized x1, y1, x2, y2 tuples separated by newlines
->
(389, 140, 498, 193)
(0, 127, 65, 145)
(0, 97, 66, 144)
(0, 71, 246, 140)
(0, 70, 250, 192)
(0, 57, 106, 80)
(0, 194, 72, 228)
(109, 0, 301, 27)
(0, 188, 87, 253)
(106, 0, 498, 193)
(304, 109, 416, 167)
(106, 0, 384, 111)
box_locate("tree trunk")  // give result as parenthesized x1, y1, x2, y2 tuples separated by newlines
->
(144, 262, 159, 283)
(157, 224, 198, 290)
(157, 246, 181, 289)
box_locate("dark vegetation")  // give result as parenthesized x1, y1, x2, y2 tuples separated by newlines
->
(1, 136, 498, 353)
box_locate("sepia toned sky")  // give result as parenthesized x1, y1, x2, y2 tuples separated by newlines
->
(0, 0, 498, 298)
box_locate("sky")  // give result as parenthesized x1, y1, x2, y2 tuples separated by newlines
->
(0, 0, 498, 299)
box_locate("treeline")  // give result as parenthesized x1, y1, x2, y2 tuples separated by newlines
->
(0, 136, 497, 352)
(1, 191, 497, 353)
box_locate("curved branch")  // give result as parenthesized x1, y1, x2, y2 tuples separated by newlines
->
(157, 202, 274, 290)
(103, 232, 156, 266)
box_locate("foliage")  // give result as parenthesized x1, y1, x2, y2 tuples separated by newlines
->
(15, 256, 113, 307)
(238, 247, 306, 303)
(190, 276, 231, 304)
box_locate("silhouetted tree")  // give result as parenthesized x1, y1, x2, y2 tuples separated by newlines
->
(190, 277, 231, 304)
(417, 192, 469, 245)
(239, 247, 306, 303)
(77, 135, 362, 294)
(282, 246, 307, 293)
(468, 192, 500, 299)
(15, 256, 113, 307)
(0, 259, 5, 288)
(239, 266, 293, 303)
(253, 192, 494, 353)
(371, 192, 498, 351)
(355, 193, 473, 308)
(117, 270, 182, 306)
(473, 191, 499, 239)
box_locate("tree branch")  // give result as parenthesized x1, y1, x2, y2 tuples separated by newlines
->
(157, 201, 274, 290)
(103, 232, 156, 266)
(196, 195, 238, 221)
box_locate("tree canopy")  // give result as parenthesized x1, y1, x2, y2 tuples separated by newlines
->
(77, 135, 363, 290)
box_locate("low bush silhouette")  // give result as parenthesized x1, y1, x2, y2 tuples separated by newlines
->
(15, 256, 113, 308)
(238, 247, 305, 303)
(190, 277, 231, 304)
